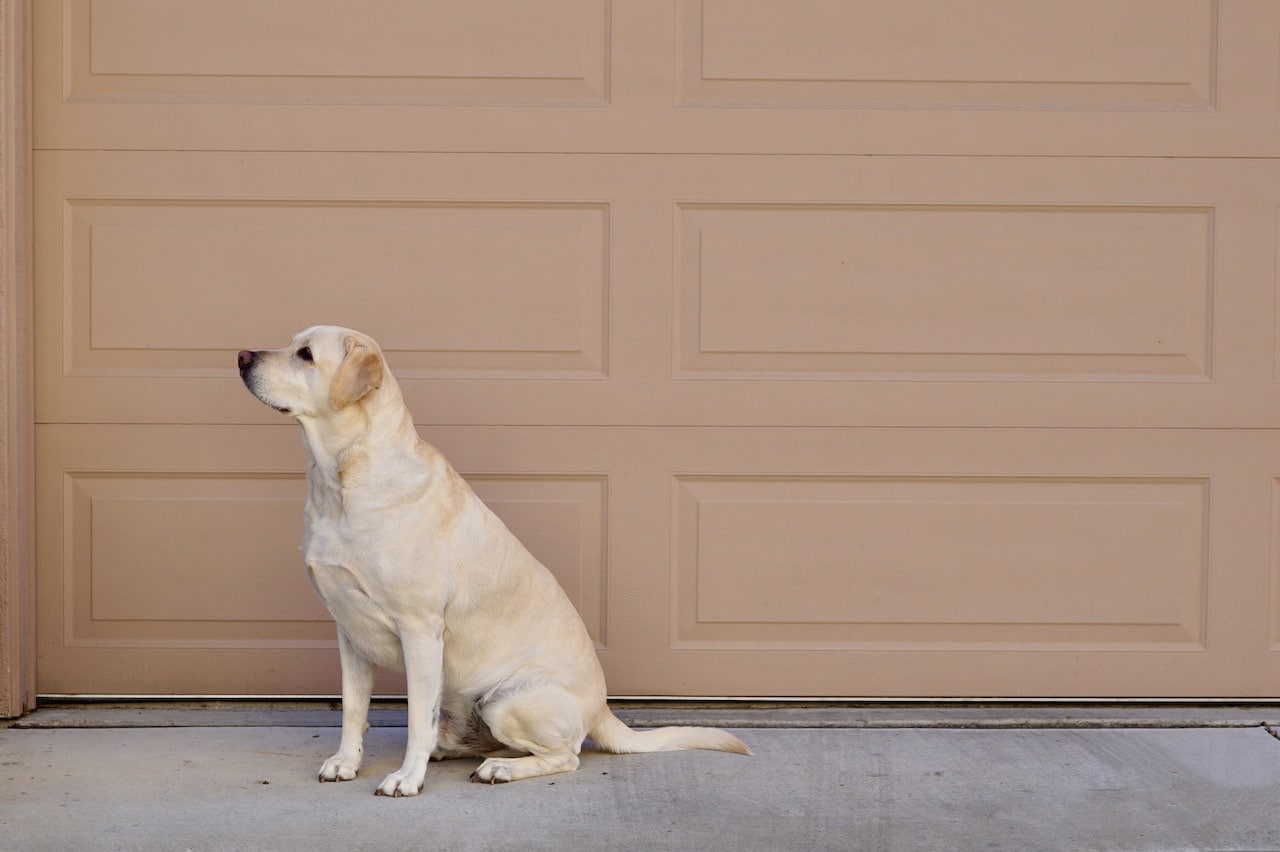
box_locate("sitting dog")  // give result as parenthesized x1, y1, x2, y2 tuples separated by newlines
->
(238, 326, 748, 796)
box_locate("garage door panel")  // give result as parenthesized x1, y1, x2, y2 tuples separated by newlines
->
(680, 0, 1265, 160)
(37, 425, 611, 694)
(678, 203, 1211, 380)
(64, 198, 607, 378)
(674, 476, 1206, 652)
(80, 474, 321, 626)
(683, 0, 1215, 108)
(33, 416, 1280, 696)
(36, 151, 621, 425)
(35, 2, 1280, 156)
(64, 0, 608, 104)
(35, 151, 1279, 429)
(612, 427, 1271, 697)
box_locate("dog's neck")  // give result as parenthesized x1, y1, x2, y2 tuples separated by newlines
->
(296, 374, 422, 510)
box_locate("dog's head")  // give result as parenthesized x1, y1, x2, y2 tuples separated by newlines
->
(238, 326, 385, 419)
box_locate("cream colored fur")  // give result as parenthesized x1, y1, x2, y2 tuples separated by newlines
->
(238, 326, 748, 797)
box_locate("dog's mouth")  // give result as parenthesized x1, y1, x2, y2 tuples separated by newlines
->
(240, 372, 294, 415)
(238, 351, 294, 415)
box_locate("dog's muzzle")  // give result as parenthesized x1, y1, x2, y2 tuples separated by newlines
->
(238, 349, 293, 414)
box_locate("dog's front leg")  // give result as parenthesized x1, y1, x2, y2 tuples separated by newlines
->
(319, 630, 374, 782)
(375, 624, 443, 798)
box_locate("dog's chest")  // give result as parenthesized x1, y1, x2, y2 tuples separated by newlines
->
(303, 514, 406, 670)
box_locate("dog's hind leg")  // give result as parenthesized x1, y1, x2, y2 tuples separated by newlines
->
(469, 686, 586, 784)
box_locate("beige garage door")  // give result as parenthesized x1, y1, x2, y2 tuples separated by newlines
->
(32, 1, 1280, 697)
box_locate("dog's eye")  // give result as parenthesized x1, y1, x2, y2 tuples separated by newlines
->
(296, 347, 314, 363)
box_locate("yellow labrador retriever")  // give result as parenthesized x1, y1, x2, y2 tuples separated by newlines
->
(238, 326, 748, 796)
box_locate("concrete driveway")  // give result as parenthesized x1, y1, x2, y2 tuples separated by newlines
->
(3, 703, 1279, 851)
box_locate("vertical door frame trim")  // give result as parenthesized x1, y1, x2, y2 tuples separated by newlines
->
(1, 0, 34, 718)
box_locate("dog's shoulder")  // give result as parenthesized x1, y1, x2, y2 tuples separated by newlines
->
(411, 440, 477, 523)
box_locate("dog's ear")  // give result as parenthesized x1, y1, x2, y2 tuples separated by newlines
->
(329, 335, 384, 410)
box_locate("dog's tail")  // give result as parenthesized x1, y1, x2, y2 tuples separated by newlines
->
(588, 709, 751, 756)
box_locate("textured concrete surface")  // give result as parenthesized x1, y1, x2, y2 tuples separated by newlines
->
(3, 708, 1280, 851)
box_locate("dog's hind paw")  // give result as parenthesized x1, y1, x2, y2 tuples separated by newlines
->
(470, 752, 580, 783)
(470, 759, 514, 784)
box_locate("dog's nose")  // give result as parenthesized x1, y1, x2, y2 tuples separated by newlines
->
(237, 350, 256, 372)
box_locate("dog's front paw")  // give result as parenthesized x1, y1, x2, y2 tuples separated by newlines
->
(318, 752, 361, 783)
(375, 761, 428, 798)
